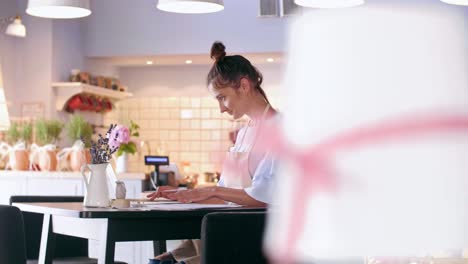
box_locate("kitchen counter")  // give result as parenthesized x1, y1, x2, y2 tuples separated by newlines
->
(0, 169, 151, 264)
(0, 170, 146, 180)
(0, 170, 146, 205)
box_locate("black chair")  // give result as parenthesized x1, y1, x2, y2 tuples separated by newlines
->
(201, 212, 268, 264)
(10, 196, 126, 264)
(0, 205, 27, 264)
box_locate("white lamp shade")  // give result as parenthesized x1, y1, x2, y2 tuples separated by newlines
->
(0, 64, 10, 131)
(157, 0, 224, 14)
(440, 0, 468, 5)
(295, 0, 365, 8)
(26, 0, 91, 19)
(5, 17, 26, 38)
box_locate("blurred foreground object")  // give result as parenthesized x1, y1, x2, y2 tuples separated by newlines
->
(265, 3, 468, 263)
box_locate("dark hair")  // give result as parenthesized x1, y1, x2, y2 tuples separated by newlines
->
(207, 41, 270, 104)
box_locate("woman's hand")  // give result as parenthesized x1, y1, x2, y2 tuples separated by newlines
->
(165, 187, 217, 203)
(147, 186, 267, 206)
(146, 186, 178, 200)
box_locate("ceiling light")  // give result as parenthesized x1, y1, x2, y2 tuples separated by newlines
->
(266, 58, 274, 63)
(157, 0, 224, 14)
(294, 0, 365, 8)
(146, 60, 153, 65)
(26, 0, 91, 19)
(440, 0, 468, 5)
(185, 60, 193, 64)
(4, 16, 26, 38)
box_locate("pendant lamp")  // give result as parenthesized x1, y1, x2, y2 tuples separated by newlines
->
(3, 16, 26, 38)
(26, 0, 91, 19)
(440, 0, 468, 5)
(157, 0, 224, 14)
(294, 0, 365, 8)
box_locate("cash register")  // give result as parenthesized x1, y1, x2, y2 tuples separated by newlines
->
(144, 155, 169, 190)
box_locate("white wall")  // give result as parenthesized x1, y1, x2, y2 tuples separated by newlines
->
(14, 0, 53, 118)
(0, 0, 86, 119)
(83, 0, 290, 57)
(118, 63, 284, 103)
(0, 0, 21, 118)
(52, 19, 84, 82)
(83, 58, 119, 77)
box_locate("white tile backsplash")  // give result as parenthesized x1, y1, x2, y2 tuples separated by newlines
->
(104, 96, 232, 176)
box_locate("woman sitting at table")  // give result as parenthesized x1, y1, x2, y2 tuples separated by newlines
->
(146, 41, 279, 264)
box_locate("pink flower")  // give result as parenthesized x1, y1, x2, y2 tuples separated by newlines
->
(108, 138, 120, 150)
(108, 125, 130, 149)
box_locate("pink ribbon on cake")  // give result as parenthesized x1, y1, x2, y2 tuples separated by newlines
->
(257, 112, 468, 262)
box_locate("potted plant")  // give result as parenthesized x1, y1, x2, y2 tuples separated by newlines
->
(63, 115, 93, 171)
(110, 120, 139, 173)
(20, 122, 33, 146)
(32, 119, 64, 171)
(4, 122, 31, 170)
(5, 122, 20, 144)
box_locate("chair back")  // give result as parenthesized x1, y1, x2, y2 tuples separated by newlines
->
(201, 211, 268, 264)
(9, 196, 87, 259)
(0, 205, 27, 264)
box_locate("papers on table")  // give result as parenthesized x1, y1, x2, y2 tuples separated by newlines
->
(128, 198, 180, 205)
(130, 202, 242, 211)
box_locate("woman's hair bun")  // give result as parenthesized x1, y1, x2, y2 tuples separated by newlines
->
(210, 41, 226, 62)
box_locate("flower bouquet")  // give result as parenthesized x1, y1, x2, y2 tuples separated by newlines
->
(107, 121, 139, 173)
(81, 124, 119, 207)
(88, 124, 118, 164)
(110, 121, 139, 158)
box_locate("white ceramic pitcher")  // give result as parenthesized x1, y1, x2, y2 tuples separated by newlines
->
(81, 163, 111, 207)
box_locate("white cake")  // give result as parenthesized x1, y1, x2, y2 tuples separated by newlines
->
(265, 2, 468, 263)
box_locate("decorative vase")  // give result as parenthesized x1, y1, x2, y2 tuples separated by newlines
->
(30, 144, 57, 171)
(115, 153, 128, 174)
(9, 150, 29, 171)
(4, 142, 29, 171)
(38, 150, 57, 171)
(81, 163, 111, 207)
(70, 149, 91, 172)
(56, 141, 91, 172)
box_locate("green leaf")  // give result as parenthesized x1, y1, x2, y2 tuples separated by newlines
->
(116, 147, 124, 157)
(116, 142, 137, 157)
(20, 123, 33, 143)
(125, 142, 137, 154)
(6, 122, 20, 144)
(66, 115, 93, 147)
(34, 119, 64, 145)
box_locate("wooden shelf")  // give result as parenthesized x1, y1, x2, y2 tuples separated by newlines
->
(52, 82, 133, 111)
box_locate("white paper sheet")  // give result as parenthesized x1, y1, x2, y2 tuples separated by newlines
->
(132, 203, 242, 211)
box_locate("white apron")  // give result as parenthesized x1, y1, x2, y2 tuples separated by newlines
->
(221, 104, 270, 189)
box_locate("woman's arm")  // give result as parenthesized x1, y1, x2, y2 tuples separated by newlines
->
(162, 186, 267, 207)
(213, 187, 267, 207)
